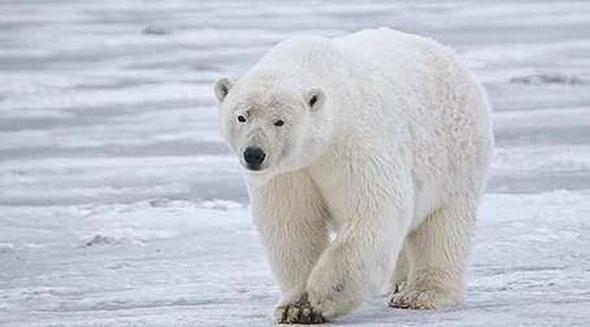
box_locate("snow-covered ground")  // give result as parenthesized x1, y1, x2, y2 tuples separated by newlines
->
(1, 1, 589, 326)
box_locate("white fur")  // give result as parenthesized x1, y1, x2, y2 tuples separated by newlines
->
(215, 27, 493, 323)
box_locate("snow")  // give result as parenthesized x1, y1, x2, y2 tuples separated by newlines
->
(0, 0, 589, 326)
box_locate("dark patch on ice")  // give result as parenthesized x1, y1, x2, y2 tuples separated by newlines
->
(0, 243, 15, 253)
(488, 82, 590, 112)
(51, 297, 231, 312)
(142, 25, 170, 36)
(488, 173, 590, 194)
(495, 125, 590, 147)
(510, 74, 584, 85)
(0, 140, 229, 160)
(67, 78, 164, 91)
(148, 199, 172, 207)
(84, 235, 145, 247)
(84, 234, 118, 247)
(104, 262, 131, 270)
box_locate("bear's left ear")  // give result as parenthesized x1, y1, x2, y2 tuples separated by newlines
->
(214, 77, 235, 102)
(306, 88, 325, 112)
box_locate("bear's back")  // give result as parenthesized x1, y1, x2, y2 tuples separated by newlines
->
(254, 35, 343, 74)
(333, 27, 455, 77)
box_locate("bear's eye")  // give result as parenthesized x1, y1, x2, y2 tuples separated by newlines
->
(309, 95, 318, 107)
(274, 119, 285, 127)
(237, 115, 247, 123)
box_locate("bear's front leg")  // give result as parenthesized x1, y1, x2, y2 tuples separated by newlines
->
(249, 172, 329, 324)
(303, 164, 413, 322)
(304, 213, 409, 320)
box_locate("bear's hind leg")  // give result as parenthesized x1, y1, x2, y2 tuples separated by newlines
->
(389, 196, 476, 310)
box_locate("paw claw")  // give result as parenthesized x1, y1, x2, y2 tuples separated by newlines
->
(389, 293, 410, 309)
(276, 293, 326, 324)
(388, 287, 460, 310)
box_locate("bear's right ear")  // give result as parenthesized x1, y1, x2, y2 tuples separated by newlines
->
(214, 77, 235, 102)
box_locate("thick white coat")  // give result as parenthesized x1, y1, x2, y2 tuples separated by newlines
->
(215, 27, 493, 322)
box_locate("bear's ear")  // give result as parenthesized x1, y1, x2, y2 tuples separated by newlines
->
(306, 88, 325, 112)
(214, 77, 235, 102)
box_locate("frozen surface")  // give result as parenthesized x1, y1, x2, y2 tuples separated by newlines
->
(1, 0, 589, 326)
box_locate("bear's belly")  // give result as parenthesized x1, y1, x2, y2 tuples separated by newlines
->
(409, 176, 445, 232)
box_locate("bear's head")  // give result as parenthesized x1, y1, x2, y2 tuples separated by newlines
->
(214, 75, 331, 181)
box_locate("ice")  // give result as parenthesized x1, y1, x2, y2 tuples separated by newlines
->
(1, 193, 588, 326)
(1, 0, 589, 326)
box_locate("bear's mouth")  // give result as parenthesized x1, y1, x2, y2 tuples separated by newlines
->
(245, 162, 264, 171)
(241, 159, 272, 173)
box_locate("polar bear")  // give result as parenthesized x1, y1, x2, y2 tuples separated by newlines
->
(214, 27, 493, 324)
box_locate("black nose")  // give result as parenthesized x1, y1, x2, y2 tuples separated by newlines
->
(243, 146, 266, 168)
